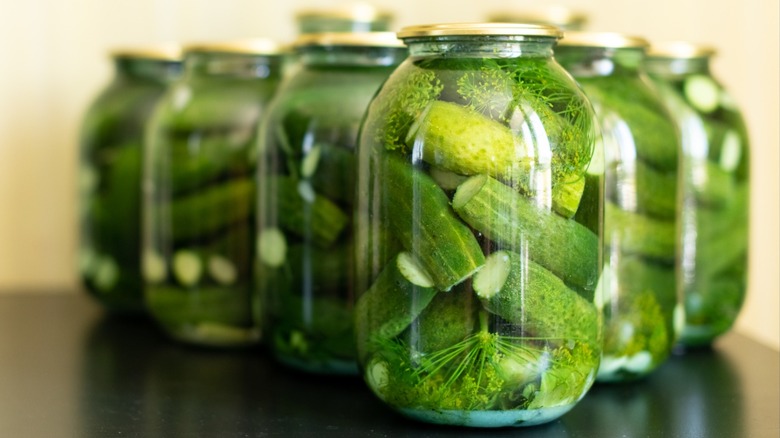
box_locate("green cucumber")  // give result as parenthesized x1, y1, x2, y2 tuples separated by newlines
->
(354, 216, 404, 291)
(403, 284, 480, 353)
(633, 160, 678, 220)
(573, 173, 603, 236)
(696, 222, 748, 279)
(172, 250, 204, 287)
(161, 134, 254, 194)
(683, 75, 720, 113)
(170, 178, 253, 242)
(207, 254, 238, 286)
(286, 242, 352, 295)
(612, 256, 678, 313)
(452, 174, 598, 293)
(354, 252, 438, 348)
(473, 251, 598, 342)
(382, 155, 485, 291)
(268, 175, 349, 248)
(407, 101, 584, 217)
(146, 285, 253, 327)
(308, 144, 356, 205)
(257, 227, 287, 268)
(142, 250, 168, 284)
(605, 202, 677, 260)
(165, 86, 268, 132)
(429, 167, 469, 192)
(691, 160, 736, 207)
(276, 295, 353, 338)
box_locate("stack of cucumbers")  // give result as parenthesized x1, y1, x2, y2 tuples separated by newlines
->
(144, 50, 282, 346)
(354, 57, 602, 425)
(647, 65, 750, 346)
(79, 54, 180, 313)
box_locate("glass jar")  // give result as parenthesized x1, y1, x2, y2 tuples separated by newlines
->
(295, 3, 394, 34)
(556, 33, 682, 382)
(354, 23, 602, 427)
(256, 32, 407, 374)
(143, 39, 283, 347)
(486, 6, 588, 31)
(78, 45, 182, 313)
(645, 43, 750, 347)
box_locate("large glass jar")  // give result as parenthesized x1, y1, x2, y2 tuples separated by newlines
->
(295, 3, 394, 34)
(143, 40, 283, 347)
(645, 43, 750, 347)
(256, 32, 407, 374)
(79, 45, 181, 313)
(556, 33, 682, 382)
(486, 6, 588, 31)
(354, 23, 602, 427)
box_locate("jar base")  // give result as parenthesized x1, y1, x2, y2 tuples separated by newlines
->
(398, 404, 576, 428)
(164, 323, 260, 348)
(275, 353, 358, 376)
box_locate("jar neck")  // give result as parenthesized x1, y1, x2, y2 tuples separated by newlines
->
(405, 36, 557, 59)
(113, 58, 181, 83)
(183, 52, 284, 79)
(297, 45, 407, 67)
(644, 56, 711, 78)
(554, 46, 644, 77)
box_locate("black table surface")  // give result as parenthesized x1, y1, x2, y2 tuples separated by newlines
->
(0, 293, 777, 438)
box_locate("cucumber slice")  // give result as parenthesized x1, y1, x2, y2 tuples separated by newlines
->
(297, 180, 316, 204)
(257, 227, 287, 268)
(473, 250, 598, 342)
(429, 167, 469, 191)
(684, 75, 719, 113)
(208, 254, 238, 285)
(719, 130, 741, 173)
(300, 144, 322, 178)
(143, 250, 168, 284)
(173, 250, 203, 287)
(395, 252, 434, 288)
(94, 256, 119, 292)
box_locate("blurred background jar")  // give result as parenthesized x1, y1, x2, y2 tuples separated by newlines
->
(354, 23, 602, 427)
(78, 44, 182, 314)
(295, 2, 394, 34)
(556, 32, 683, 382)
(256, 32, 407, 374)
(486, 5, 588, 31)
(143, 39, 283, 347)
(645, 42, 750, 347)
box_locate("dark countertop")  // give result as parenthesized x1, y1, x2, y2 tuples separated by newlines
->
(0, 293, 777, 438)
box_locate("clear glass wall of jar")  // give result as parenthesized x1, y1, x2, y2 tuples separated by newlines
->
(143, 39, 283, 347)
(295, 3, 394, 34)
(645, 43, 750, 347)
(556, 32, 683, 382)
(79, 45, 182, 314)
(256, 32, 407, 374)
(354, 23, 602, 427)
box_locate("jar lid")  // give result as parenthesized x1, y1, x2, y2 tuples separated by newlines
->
(397, 22, 562, 39)
(647, 41, 717, 59)
(296, 2, 393, 22)
(110, 43, 182, 61)
(183, 38, 282, 56)
(558, 32, 648, 49)
(294, 32, 405, 48)
(487, 6, 587, 28)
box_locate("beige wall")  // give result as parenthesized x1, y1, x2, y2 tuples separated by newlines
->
(1, 0, 777, 349)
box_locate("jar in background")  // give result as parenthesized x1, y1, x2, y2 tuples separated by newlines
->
(79, 44, 181, 313)
(295, 3, 394, 34)
(645, 43, 750, 347)
(486, 6, 588, 31)
(556, 32, 682, 382)
(256, 32, 407, 374)
(143, 39, 283, 347)
(354, 23, 601, 427)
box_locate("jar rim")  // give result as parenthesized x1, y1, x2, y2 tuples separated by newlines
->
(558, 32, 648, 49)
(183, 38, 282, 56)
(296, 2, 393, 22)
(486, 6, 587, 28)
(397, 22, 562, 39)
(294, 32, 405, 48)
(646, 41, 716, 59)
(110, 43, 182, 61)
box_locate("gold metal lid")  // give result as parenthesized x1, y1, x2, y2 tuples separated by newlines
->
(558, 32, 648, 49)
(294, 32, 404, 48)
(110, 43, 182, 61)
(296, 2, 393, 22)
(182, 38, 282, 56)
(487, 6, 587, 28)
(397, 22, 562, 39)
(647, 41, 717, 59)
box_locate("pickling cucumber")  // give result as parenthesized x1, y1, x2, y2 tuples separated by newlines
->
(473, 251, 598, 342)
(696, 223, 748, 280)
(605, 202, 677, 261)
(308, 144, 356, 205)
(354, 252, 438, 349)
(452, 174, 598, 293)
(286, 242, 353, 295)
(407, 101, 585, 217)
(170, 178, 253, 242)
(633, 160, 678, 220)
(573, 173, 603, 236)
(403, 284, 480, 353)
(268, 175, 349, 248)
(691, 160, 736, 207)
(382, 155, 485, 291)
(146, 285, 253, 327)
